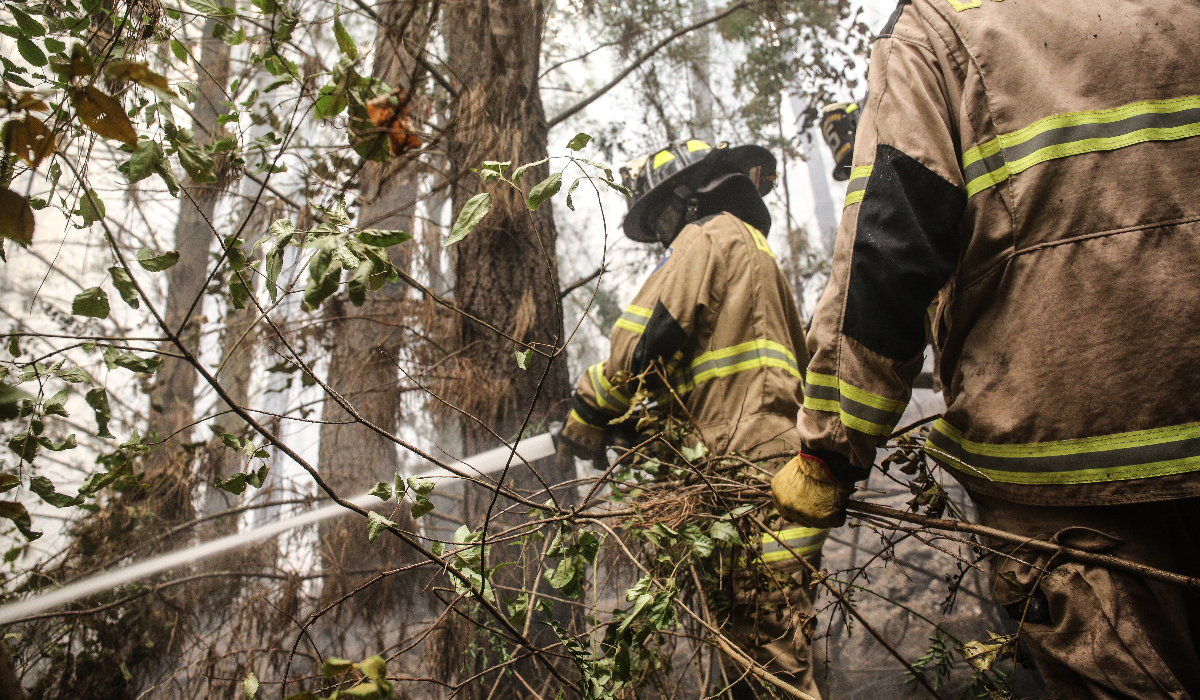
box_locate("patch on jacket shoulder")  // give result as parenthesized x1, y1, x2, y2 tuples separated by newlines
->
(652, 247, 673, 274)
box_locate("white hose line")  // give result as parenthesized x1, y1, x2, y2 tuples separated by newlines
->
(0, 433, 557, 626)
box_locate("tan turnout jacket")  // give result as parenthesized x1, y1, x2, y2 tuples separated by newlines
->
(800, 0, 1200, 505)
(572, 212, 808, 461)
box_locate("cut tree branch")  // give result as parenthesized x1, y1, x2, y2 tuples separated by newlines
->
(847, 500, 1200, 590)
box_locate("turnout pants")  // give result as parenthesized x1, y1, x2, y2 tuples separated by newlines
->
(972, 494, 1200, 700)
(723, 543, 825, 699)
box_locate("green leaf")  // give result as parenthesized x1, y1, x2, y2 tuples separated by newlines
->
(368, 481, 392, 501)
(125, 140, 169, 184)
(110, 351, 161, 374)
(168, 127, 217, 182)
(177, 81, 198, 103)
(430, 540, 444, 557)
(446, 192, 491, 246)
(10, 7, 46, 37)
(0, 188, 35, 247)
(322, 658, 354, 677)
(214, 472, 247, 494)
(366, 511, 395, 543)
(303, 250, 341, 310)
(76, 190, 105, 227)
(565, 178, 581, 211)
(8, 433, 38, 463)
(355, 656, 387, 683)
(333, 11, 358, 60)
(229, 271, 251, 309)
(72, 287, 110, 319)
(566, 133, 591, 151)
(680, 442, 708, 463)
(17, 38, 47, 67)
(243, 671, 259, 699)
(357, 229, 410, 247)
(510, 158, 547, 184)
(0, 386, 31, 421)
(526, 172, 561, 212)
(0, 501, 41, 541)
(171, 38, 188, 63)
(86, 388, 114, 438)
(29, 476, 83, 508)
(410, 494, 434, 519)
(43, 387, 69, 416)
(109, 266, 140, 309)
(0, 475, 19, 494)
(708, 520, 741, 544)
(515, 348, 531, 370)
(184, 0, 236, 20)
(137, 247, 180, 271)
(407, 475, 434, 496)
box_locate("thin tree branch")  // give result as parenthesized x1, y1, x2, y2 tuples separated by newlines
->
(547, 1, 752, 128)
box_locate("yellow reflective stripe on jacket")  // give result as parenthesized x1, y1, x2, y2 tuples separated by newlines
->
(803, 371, 907, 437)
(743, 222, 776, 259)
(690, 339, 801, 385)
(760, 526, 829, 563)
(927, 418, 1200, 485)
(613, 304, 652, 334)
(587, 362, 630, 413)
(963, 95, 1200, 197)
(569, 409, 604, 430)
(843, 165, 873, 207)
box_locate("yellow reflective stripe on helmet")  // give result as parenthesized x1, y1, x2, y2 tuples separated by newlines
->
(690, 339, 801, 385)
(803, 371, 907, 437)
(963, 95, 1200, 198)
(587, 363, 630, 413)
(760, 526, 829, 562)
(843, 165, 873, 207)
(613, 304, 652, 335)
(928, 418, 1200, 485)
(686, 140, 711, 152)
(653, 150, 676, 169)
(742, 222, 776, 259)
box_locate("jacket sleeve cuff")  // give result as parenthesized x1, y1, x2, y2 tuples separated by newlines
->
(570, 391, 611, 429)
(801, 444, 870, 486)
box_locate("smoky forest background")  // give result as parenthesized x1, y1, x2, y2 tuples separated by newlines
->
(0, 0, 1058, 698)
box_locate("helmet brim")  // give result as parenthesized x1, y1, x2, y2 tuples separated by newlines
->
(621, 144, 777, 243)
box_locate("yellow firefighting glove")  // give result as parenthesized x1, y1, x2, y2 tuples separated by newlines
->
(557, 411, 607, 462)
(771, 453, 853, 528)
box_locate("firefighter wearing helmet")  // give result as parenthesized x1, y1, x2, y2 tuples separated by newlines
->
(556, 139, 827, 698)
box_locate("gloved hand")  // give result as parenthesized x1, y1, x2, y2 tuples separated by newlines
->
(771, 452, 853, 528)
(554, 411, 608, 462)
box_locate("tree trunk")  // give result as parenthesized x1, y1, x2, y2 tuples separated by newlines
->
(688, 0, 715, 143)
(444, 3, 575, 696)
(444, 0, 569, 458)
(142, 17, 232, 516)
(314, 0, 428, 657)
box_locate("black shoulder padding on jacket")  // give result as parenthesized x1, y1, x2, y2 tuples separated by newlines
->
(879, 0, 911, 38)
(842, 143, 966, 361)
(632, 301, 689, 374)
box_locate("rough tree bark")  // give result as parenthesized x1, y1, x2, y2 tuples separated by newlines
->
(313, 0, 427, 656)
(444, 0, 569, 458)
(142, 18, 232, 516)
(444, 2, 575, 696)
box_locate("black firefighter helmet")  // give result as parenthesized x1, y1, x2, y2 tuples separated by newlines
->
(619, 140, 777, 246)
(820, 101, 861, 181)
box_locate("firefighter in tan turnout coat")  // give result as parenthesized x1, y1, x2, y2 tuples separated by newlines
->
(557, 140, 827, 698)
(771, 0, 1200, 697)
